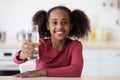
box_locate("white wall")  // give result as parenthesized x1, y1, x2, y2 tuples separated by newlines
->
(0, 0, 119, 43)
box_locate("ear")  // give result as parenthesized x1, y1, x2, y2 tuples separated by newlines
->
(46, 22, 49, 30)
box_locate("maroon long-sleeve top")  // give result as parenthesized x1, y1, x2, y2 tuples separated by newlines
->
(14, 38, 83, 77)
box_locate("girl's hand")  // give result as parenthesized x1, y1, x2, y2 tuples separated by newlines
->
(13, 69, 46, 78)
(19, 40, 38, 60)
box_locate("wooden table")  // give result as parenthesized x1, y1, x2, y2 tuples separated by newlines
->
(0, 76, 120, 80)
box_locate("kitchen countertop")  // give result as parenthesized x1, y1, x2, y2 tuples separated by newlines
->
(0, 43, 20, 49)
(0, 76, 120, 80)
(0, 41, 120, 49)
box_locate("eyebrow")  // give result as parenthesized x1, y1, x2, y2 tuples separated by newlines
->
(51, 18, 68, 21)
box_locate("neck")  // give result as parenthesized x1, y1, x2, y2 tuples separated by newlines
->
(51, 38, 67, 51)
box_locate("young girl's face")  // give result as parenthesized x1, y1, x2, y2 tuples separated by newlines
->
(47, 9, 72, 41)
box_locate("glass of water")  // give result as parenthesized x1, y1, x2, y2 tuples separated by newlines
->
(25, 25, 39, 60)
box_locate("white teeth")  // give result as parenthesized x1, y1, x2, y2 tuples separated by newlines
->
(56, 32, 63, 34)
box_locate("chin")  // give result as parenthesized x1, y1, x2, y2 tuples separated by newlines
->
(55, 37, 67, 41)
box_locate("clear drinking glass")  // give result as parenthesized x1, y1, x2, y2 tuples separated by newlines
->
(25, 25, 39, 60)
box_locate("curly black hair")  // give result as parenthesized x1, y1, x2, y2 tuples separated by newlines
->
(32, 6, 90, 38)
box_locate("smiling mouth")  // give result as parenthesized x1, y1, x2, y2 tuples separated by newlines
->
(55, 31, 64, 34)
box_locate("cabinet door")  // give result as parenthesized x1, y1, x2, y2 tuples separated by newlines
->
(100, 49, 120, 76)
(82, 48, 100, 76)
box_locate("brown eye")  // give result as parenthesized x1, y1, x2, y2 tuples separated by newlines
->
(52, 21, 58, 25)
(63, 21, 68, 25)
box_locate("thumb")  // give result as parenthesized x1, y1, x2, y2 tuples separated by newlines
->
(33, 43, 40, 48)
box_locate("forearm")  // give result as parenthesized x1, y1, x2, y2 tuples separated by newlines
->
(13, 69, 46, 78)
(27, 69, 47, 77)
(46, 64, 82, 77)
(38, 69, 47, 76)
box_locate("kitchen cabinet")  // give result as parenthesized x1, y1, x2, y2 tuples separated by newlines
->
(82, 48, 120, 76)
(0, 47, 20, 75)
(82, 48, 101, 76)
(100, 49, 120, 76)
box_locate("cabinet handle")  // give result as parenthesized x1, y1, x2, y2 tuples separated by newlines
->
(4, 52, 12, 57)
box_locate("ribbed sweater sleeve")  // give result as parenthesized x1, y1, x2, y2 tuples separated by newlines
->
(13, 51, 27, 64)
(46, 42, 83, 77)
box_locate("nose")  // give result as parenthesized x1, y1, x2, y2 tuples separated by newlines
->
(57, 22, 63, 29)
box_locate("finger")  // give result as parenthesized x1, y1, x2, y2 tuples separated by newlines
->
(22, 41, 33, 48)
(22, 42, 34, 48)
(22, 40, 31, 45)
(13, 74, 22, 78)
(21, 40, 34, 49)
(21, 44, 34, 51)
(18, 71, 31, 78)
(22, 44, 37, 53)
(33, 43, 40, 48)
(21, 48, 34, 54)
(33, 50, 38, 54)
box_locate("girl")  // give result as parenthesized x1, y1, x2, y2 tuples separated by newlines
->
(13, 6, 90, 78)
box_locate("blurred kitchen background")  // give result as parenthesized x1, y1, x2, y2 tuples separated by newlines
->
(0, 0, 120, 76)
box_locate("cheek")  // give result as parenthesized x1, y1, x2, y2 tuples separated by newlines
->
(47, 24, 53, 31)
(65, 25, 71, 31)
(49, 27, 55, 34)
